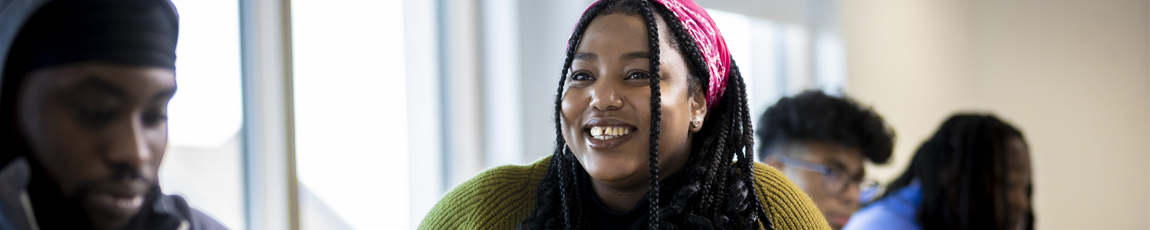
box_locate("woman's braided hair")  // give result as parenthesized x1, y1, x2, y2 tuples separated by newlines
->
(881, 114, 1033, 230)
(518, 0, 771, 229)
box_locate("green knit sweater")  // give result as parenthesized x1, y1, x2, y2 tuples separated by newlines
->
(419, 156, 830, 230)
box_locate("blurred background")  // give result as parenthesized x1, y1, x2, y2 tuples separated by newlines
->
(158, 0, 1147, 229)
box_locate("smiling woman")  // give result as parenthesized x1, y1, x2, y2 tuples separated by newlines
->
(419, 0, 829, 229)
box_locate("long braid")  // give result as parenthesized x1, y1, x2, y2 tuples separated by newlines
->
(706, 109, 733, 227)
(554, 52, 571, 229)
(649, 4, 721, 226)
(556, 19, 575, 228)
(558, 151, 572, 229)
(571, 149, 586, 230)
(559, 5, 604, 229)
(637, 1, 664, 229)
(995, 127, 1009, 230)
(728, 60, 752, 229)
(559, 4, 603, 229)
(880, 115, 1028, 230)
(731, 61, 773, 229)
(651, 3, 772, 229)
(519, 2, 604, 229)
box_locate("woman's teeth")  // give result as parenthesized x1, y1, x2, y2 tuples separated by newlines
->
(589, 126, 632, 140)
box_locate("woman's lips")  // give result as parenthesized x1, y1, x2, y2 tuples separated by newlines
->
(583, 117, 638, 150)
(584, 127, 636, 150)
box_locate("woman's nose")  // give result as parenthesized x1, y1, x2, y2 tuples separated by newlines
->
(589, 82, 623, 111)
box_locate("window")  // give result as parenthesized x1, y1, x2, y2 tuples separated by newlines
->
(159, 0, 245, 229)
(291, 0, 410, 229)
(705, 7, 847, 159)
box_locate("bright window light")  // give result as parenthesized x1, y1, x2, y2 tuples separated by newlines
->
(292, 0, 410, 229)
(706, 8, 754, 81)
(161, 0, 245, 229)
(167, 0, 243, 148)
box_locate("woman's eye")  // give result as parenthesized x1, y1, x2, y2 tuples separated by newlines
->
(626, 71, 652, 80)
(571, 72, 593, 81)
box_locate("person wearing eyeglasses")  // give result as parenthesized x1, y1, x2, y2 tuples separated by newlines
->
(756, 90, 895, 230)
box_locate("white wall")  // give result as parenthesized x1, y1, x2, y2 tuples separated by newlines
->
(842, 0, 1149, 229)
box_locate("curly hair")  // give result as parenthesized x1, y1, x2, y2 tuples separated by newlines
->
(755, 90, 895, 164)
(517, 0, 771, 229)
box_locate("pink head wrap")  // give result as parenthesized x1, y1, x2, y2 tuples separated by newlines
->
(651, 0, 730, 110)
(572, 0, 731, 110)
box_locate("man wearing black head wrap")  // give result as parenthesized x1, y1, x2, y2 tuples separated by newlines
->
(0, 0, 226, 229)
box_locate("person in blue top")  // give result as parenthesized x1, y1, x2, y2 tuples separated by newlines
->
(844, 114, 1034, 230)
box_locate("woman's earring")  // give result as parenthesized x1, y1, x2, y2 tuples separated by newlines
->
(691, 119, 702, 129)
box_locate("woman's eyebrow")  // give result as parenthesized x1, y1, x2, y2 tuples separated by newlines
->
(572, 51, 650, 61)
(574, 52, 597, 61)
(621, 51, 649, 60)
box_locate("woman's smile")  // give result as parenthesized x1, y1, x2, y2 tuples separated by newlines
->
(583, 117, 639, 149)
(558, 12, 697, 187)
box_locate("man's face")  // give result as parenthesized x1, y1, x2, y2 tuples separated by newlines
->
(15, 62, 176, 230)
(766, 141, 865, 230)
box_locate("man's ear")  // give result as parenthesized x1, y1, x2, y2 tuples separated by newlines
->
(689, 88, 707, 133)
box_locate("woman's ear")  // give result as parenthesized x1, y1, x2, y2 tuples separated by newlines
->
(689, 88, 706, 133)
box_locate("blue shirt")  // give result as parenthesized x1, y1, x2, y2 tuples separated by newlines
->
(843, 181, 923, 230)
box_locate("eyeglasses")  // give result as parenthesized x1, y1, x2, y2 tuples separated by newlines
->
(777, 155, 875, 197)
